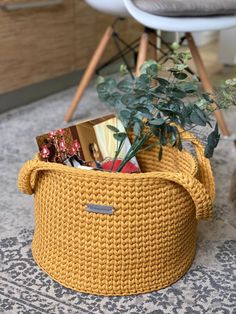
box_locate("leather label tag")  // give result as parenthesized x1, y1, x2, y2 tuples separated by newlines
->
(86, 204, 113, 215)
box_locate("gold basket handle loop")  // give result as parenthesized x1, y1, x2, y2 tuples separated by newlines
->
(180, 130, 215, 202)
(156, 171, 213, 220)
(18, 157, 54, 195)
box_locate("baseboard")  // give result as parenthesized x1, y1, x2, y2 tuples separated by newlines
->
(0, 70, 83, 115)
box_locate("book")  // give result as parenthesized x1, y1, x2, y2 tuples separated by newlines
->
(36, 114, 140, 173)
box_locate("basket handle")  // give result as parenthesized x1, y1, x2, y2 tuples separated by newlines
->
(180, 130, 215, 202)
(156, 171, 213, 220)
(18, 158, 56, 195)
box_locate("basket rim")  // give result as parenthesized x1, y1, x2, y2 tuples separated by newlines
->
(34, 148, 198, 180)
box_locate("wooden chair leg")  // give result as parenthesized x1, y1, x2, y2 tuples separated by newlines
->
(64, 26, 113, 122)
(186, 32, 230, 136)
(148, 30, 158, 60)
(136, 32, 149, 76)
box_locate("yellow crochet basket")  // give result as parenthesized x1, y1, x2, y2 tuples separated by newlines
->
(18, 131, 215, 296)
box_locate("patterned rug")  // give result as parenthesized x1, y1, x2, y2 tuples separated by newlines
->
(0, 86, 236, 313)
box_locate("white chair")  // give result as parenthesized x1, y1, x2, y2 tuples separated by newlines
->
(123, 0, 236, 135)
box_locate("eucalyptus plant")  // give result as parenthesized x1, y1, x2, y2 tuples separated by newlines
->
(97, 48, 236, 172)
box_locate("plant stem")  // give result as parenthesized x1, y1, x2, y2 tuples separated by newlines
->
(111, 137, 126, 170)
(116, 132, 152, 172)
(116, 137, 140, 172)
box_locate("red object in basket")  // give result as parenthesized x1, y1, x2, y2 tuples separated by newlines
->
(101, 159, 140, 173)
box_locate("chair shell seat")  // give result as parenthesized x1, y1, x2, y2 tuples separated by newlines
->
(85, 0, 129, 17)
(123, 0, 236, 32)
(134, 0, 236, 18)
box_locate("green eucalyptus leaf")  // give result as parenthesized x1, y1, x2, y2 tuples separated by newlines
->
(178, 51, 192, 61)
(190, 105, 207, 126)
(120, 64, 128, 76)
(169, 67, 179, 73)
(195, 99, 209, 111)
(121, 94, 136, 106)
(205, 124, 220, 159)
(96, 83, 110, 100)
(178, 137, 183, 151)
(174, 64, 188, 71)
(133, 116, 143, 123)
(204, 144, 214, 158)
(152, 85, 166, 95)
(169, 116, 180, 125)
(134, 112, 143, 121)
(179, 109, 188, 126)
(135, 108, 153, 119)
(149, 118, 165, 126)
(117, 79, 133, 93)
(107, 125, 120, 133)
(171, 42, 180, 51)
(168, 87, 186, 99)
(136, 107, 150, 114)
(160, 125, 168, 145)
(107, 92, 122, 108)
(170, 103, 181, 112)
(190, 111, 206, 126)
(113, 132, 127, 141)
(192, 74, 199, 82)
(169, 125, 178, 146)
(133, 121, 142, 136)
(133, 88, 145, 96)
(173, 72, 188, 80)
(119, 109, 132, 121)
(150, 125, 161, 137)
(144, 103, 156, 112)
(136, 74, 150, 89)
(140, 113, 153, 119)
(96, 76, 105, 86)
(105, 78, 116, 91)
(136, 96, 149, 105)
(156, 78, 170, 87)
(146, 64, 158, 77)
(178, 82, 198, 93)
(182, 103, 193, 117)
(127, 103, 139, 109)
(207, 123, 220, 149)
(139, 74, 150, 82)
(159, 104, 180, 115)
(158, 145, 163, 161)
(140, 60, 159, 75)
(96, 82, 107, 93)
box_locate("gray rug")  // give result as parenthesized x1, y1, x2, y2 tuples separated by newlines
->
(0, 85, 236, 314)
